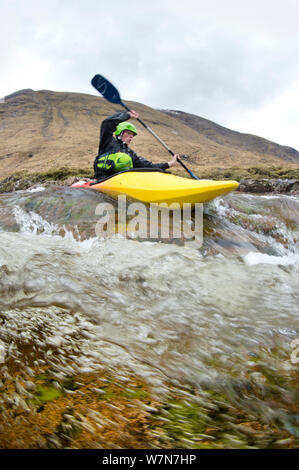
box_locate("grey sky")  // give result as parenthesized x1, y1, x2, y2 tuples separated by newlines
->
(1, 0, 298, 149)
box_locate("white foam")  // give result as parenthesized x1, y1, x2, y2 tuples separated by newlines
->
(13, 205, 59, 235)
(25, 186, 46, 193)
(243, 251, 299, 266)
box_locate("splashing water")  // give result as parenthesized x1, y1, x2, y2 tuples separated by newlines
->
(0, 186, 298, 448)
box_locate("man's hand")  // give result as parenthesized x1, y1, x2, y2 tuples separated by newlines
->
(129, 110, 140, 119)
(167, 154, 180, 168)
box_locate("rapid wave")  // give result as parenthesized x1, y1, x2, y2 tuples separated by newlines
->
(0, 187, 298, 447)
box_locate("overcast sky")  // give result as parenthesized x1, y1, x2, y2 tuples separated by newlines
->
(1, 0, 298, 150)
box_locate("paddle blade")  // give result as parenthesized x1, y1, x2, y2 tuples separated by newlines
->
(91, 74, 122, 105)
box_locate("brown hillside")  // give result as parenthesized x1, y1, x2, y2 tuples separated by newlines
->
(0, 89, 298, 179)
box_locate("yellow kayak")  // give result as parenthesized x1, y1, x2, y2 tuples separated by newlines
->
(72, 170, 239, 205)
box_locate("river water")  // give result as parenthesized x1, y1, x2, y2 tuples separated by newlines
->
(0, 185, 298, 448)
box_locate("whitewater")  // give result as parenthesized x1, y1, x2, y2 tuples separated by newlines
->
(0, 186, 298, 448)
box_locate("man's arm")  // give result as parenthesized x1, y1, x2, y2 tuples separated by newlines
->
(131, 153, 170, 170)
(132, 152, 180, 170)
(98, 112, 130, 154)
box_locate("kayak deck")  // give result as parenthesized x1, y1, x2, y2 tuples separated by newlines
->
(72, 170, 239, 205)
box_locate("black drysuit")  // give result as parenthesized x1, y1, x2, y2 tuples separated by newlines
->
(94, 112, 169, 179)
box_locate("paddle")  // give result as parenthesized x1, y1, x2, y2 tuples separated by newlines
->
(91, 74, 200, 180)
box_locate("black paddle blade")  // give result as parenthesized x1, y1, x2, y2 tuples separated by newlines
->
(91, 74, 123, 105)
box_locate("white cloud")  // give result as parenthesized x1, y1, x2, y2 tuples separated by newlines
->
(228, 83, 299, 148)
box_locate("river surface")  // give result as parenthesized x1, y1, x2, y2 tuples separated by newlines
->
(0, 185, 298, 448)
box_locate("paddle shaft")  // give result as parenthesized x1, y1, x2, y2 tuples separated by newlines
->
(120, 102, 173, 155)
(121, 102, 199, 180)
(91, 74, 199, 180)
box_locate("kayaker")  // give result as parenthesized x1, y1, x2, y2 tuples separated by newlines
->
(94, 111, 180, 179)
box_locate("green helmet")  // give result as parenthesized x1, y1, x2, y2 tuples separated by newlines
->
(115, 121, 137, 136)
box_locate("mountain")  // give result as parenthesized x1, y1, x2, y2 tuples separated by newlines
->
(0, 89, 298, 179)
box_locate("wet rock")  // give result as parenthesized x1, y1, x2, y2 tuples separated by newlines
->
(238, 179, 299, 194)
(290, 181, 299, 195)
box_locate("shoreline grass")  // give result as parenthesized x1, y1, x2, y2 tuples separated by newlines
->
(0, 164, 298, 193)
